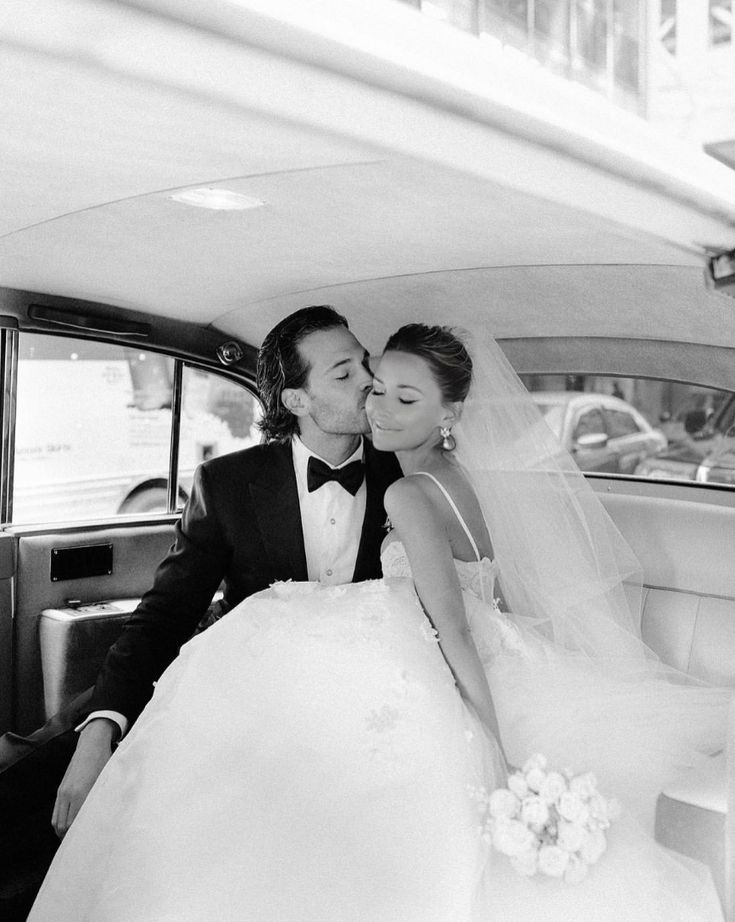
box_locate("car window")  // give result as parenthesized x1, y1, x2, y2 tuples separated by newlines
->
(12, 332, 260, 524)
(572, 408, 606, 442)
(522, 373, 735, 487)
(176, 366, 261, 509)
(535, 403, 565, 440)
(605, 408, 641, 438)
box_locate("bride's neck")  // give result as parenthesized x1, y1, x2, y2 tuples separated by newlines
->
(395, 444, 445, 475)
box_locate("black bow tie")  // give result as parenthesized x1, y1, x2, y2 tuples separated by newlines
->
(307, 457, 364, 495)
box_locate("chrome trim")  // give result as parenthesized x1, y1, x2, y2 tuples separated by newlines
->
(166, 360, 183, 514)
(0, 329, 19, 524)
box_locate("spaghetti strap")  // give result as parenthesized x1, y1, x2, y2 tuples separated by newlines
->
(414, 472, 482, 564)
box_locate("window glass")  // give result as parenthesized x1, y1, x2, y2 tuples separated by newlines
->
(613, 0, 640, 90)
(14, 334, 174, 523)
(175, 366, 261, 509)
(520, 372, 735, 487)
(535, 401, 565, 440)
(573, 0, 608, 71)
(572, 407, 606, 441)
(605, 408, 640, 438)
(709, 0, 732, 46)
(420, 0, 477, 31)
(660, 0, 676, 54)
(12, 333, 260, 524)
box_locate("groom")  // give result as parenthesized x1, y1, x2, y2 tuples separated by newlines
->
(52, 305, 401, 836)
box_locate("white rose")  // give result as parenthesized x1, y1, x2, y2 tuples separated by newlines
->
(510, 847, 539, 877)
(537, 844, 570, 878)
(522, 754, 548, 774)
(492, 819, 537, 857)
(557, 791, 589, 824)
(557, 820, 585, 853)
(579, 828, 607, 865)
(507, 772, 530, 799)
(569, 772, 598, 801)
(488, 788, 520, 820)
(521, 795, 550, 829)
(563, 854, 589, 885)
(587, 792, 610, 827)
(525, 767, 546, 793)
(539, 771, 567, 805)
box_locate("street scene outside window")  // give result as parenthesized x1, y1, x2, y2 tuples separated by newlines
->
(522, 374, 735, 484)
(14, 333, 261, 524)
(15, 328, 735, 528)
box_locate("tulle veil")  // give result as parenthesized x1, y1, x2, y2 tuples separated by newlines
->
(450, 331, 731, 833)
(452, 330, 706, 685)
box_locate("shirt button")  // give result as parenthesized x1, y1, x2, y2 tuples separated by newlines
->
(330, 518, 336, 525)
(326, 569, 333, 576)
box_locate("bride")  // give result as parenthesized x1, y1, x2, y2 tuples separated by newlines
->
(28, 324, 731, 921)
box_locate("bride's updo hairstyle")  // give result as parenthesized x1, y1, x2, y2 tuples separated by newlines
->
(382, 323, 472, 404)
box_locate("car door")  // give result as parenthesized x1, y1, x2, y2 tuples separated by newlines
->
(569, 405, 617, 472)
(603, 406, 653, 474)
(1, 328, 259, 736)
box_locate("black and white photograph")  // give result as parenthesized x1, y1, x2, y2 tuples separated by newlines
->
(1, 1, 734, 919)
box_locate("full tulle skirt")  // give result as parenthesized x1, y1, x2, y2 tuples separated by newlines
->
(29, 578, 728, 921)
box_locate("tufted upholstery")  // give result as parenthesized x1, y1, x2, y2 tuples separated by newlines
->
(598, 489, 735, 920)
(639, 586, 734, 918)
(640, 588, 735, 687)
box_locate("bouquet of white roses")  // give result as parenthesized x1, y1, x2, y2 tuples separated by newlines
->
(473, 754, 620, 884)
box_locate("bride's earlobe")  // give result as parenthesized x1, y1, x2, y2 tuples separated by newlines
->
(440, 403, 462, 428)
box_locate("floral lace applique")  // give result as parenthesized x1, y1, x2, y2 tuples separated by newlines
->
(380, 540, 411, 579)
(269, 580, 319, 599)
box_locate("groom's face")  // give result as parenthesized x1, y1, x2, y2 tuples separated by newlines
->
(294, 326, 373, 436)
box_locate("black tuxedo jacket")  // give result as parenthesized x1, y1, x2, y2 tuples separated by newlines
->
(88, 439, 402, 725)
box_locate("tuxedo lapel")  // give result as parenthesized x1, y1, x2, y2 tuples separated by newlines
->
(353, 441, 401, 582)
(249, 443, 308, 581)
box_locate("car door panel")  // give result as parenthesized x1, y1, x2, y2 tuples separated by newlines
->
(570, 405, 618, 472)
(0, 534, 16, 735)
(9, 521, 177, 735)
(611, 435, 644, 473)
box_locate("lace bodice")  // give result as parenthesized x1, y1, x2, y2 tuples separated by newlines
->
(380, 538, 526, 658)
(380, 539, 500, 603)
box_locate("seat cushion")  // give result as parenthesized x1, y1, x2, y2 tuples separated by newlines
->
(655, 752, 726, 909)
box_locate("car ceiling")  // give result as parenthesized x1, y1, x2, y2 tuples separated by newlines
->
(3, 0, 735, 382)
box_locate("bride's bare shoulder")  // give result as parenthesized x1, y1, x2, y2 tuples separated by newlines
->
(383, 476, 446, 529)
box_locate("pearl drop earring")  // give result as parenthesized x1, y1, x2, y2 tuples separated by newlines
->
(440, 426, 456, 451)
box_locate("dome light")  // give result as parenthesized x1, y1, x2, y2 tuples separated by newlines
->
(169, 187, 265, 211)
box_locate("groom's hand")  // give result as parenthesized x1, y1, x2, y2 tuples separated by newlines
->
(52, 718, 117, 838)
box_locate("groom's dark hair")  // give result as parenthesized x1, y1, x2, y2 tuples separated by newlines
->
(257, 305, 349, 442)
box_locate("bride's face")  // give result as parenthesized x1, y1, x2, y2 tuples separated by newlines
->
(366, 350, 454, 452)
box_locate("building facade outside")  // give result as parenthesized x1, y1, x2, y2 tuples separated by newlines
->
(396, 0, 647, 113)
(646, 0, 735, 166)
(394, 0, 734, 439)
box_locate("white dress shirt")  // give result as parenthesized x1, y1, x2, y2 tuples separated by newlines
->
(291, 435, 366, 585)
(80, 436, 366, 739)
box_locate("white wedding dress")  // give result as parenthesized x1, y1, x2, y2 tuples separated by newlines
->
(29, 488, 730, 921)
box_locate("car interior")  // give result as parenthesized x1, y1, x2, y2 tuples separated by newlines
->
(2, 0, 735, 918)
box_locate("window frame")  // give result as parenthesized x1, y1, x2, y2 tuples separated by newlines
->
(603, 405, 642, 439)
(571, 405, 608, 443)
(1, 328, 260, 526)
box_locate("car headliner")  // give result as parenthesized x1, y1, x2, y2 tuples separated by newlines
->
(3, 0, 735, 387)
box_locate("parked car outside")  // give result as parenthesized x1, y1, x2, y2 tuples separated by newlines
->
(531, 392, 667, 474)
(636, 392, 735, 485)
